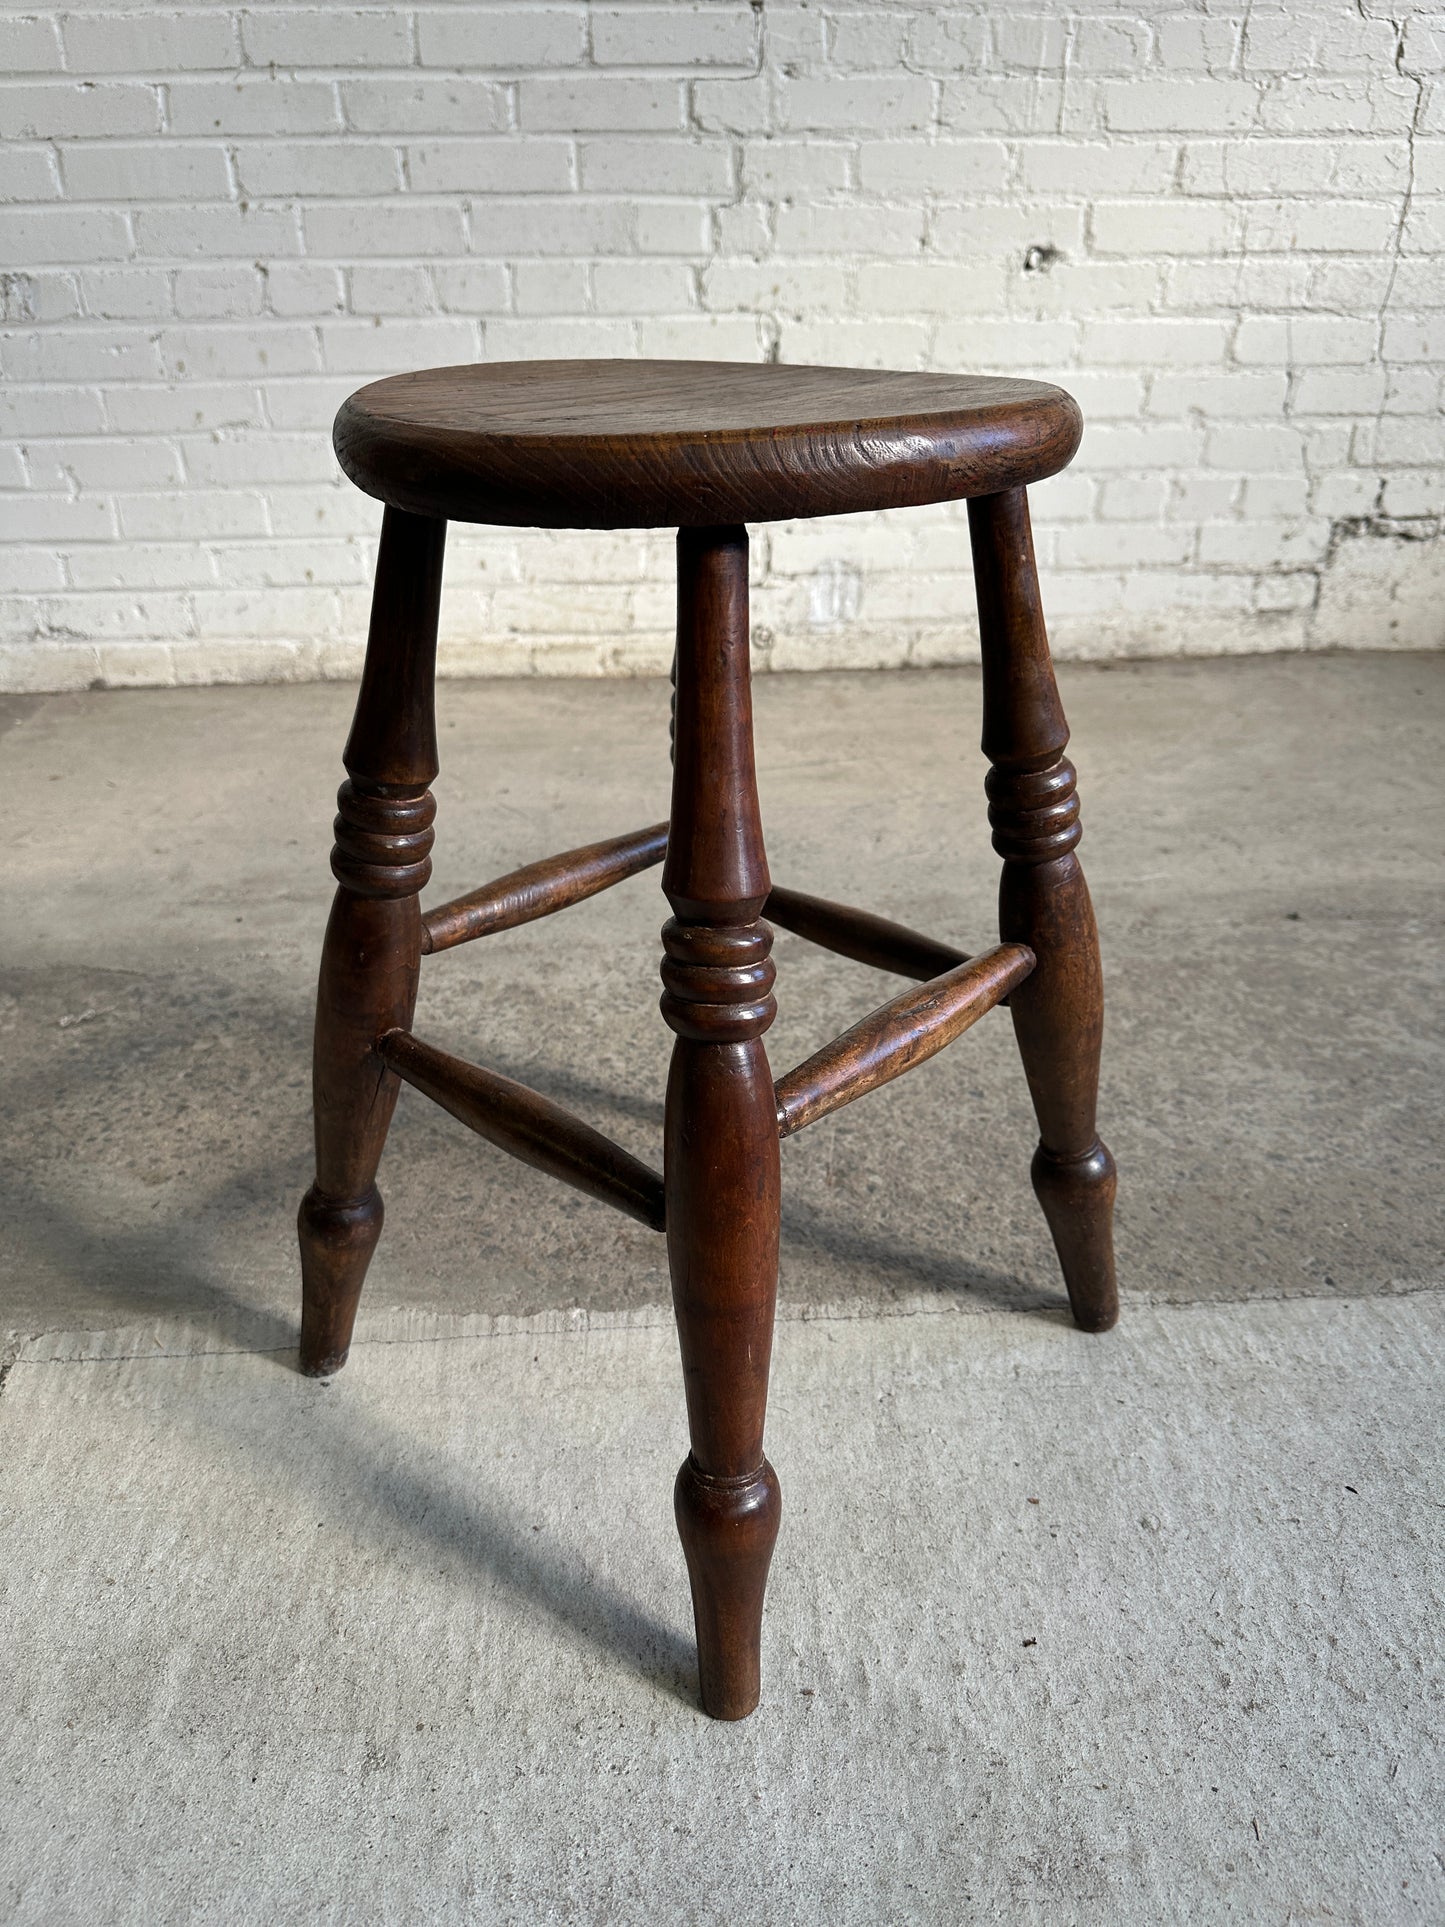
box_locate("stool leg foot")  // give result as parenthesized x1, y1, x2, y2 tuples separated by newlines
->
(297, 508, 446, 1376)
(675, 1456, 782, 1721)
(662, 526, 783, 1719)
(970, 488, 1118, 1332)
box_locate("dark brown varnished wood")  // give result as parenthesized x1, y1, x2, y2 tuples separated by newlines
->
(661, 524, 782, 1721)
(764, 883, 970, 982)
(376, 1028, 665, 1231)
(969, 487, 1119, 1333)
(297, 506, 446, 1376)
(305, 358, 1115, 1720)
(335, 360, 1082, 530)
(774, 943, 1035, 1138)
(421, 821, 668, 955)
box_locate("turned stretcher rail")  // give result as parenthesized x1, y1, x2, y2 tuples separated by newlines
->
(377, 1028, 666, 1231)
(773, 943, 1035, 1138)
(762, 884, 970, 981)
(421, 821, 669, 954)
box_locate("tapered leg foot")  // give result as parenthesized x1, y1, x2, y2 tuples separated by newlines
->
(1032, 1140, 1118, 1331)
(675, 1456, 782, 1720)
(297, 1183, 384, 1375)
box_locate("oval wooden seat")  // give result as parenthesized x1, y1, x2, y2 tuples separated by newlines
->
(333, 358, 1082, 529)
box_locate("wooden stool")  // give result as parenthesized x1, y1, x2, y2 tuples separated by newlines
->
(298, 360, 1117, 1721)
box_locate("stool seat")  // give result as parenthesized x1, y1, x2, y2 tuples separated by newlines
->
(334, 358, 1081, 529)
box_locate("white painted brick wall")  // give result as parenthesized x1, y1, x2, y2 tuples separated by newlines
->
(1, 1, 1442, 691)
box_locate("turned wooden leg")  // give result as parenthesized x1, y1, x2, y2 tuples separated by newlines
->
(661, 525, 783, 1720)
(298, 507, 447, 1375)
(969, 488, 1118, 1332)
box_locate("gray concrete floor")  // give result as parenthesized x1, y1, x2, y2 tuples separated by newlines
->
(2, 652, 1441, 1350)
(2, 653, 1442, 1922)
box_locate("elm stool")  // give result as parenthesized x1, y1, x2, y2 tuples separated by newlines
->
(297, 360, 1117, 1721)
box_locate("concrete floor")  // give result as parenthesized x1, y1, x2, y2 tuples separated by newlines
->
(1, 652, 1442, 1348)
(2, 653, 1442, 1921)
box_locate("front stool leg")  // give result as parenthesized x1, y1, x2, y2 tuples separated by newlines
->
(298, 507, 447, 1375)
(661, 525, 783, 1719)
(968, 488, 1118, 1331)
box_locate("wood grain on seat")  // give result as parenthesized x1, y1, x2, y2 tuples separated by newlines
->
(333, 358, 1082, 529)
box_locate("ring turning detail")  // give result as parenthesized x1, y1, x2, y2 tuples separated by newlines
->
(298, 360, 1117, 1721)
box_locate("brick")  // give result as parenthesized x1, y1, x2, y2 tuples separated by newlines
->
(416, 8, 588, 70)
(483, 317, 634, 359)
(518, 76, 683, 132)
(1379, 317, 1445, 362)
(690, 80, 773, 137)
(1205, 425, 1307, 472)
(1243, 199, 1398, 253)
(470, 196, 633, 256)
(1149, 372, 1290, 419)
(1080, 318, 1231, 366)
(409, 139, 573, 194)
(174, 265, 266, 320)
(1244, 14, 1398, 77)
(343, 77, 509, 135)
(267, 263, 347, 317)
(1091, 199, 1237, 256)
(578, 139, 733, 196)
(1403, 16, 1445, 72)
(775, 202, 924, 257)
(931, 206, 1086, 257)
(118, 492, 270, 540)
(1403, 201, 1445, 254)
(0, 388, 105, 437)
(0, 205, 130, 263)
(593, 259, 694, 314)
(105, 383, 262, 433)
(1, 81, 159, 140)
(305, 201, 467, 257)
(432, 262, 511, 314)
(1291, 367, 1388, 415)
(1015, 142, 1177, 196)
(318, 318, 479, 373)
(828, 11, 909, 70)
(241, 10, 413, 69)
(702, 259, 850, 314)
(0, 549, 65, 592)
(740, 141, 852, 196)
(634, 315, 762, 359)
(855, 258, 1008, 315)
(0, 16, 62, 73)
(905, 14, 991, 72)
(168, 78, 341, 137)
(26, 436, 184, 491)
(859, 142, 1009, 198)
(61, 141, 233, 202)
(1100, 81, 1260, 134)
(156, 326, 323, 379)
(1256, 79, 1415, 136)
(4, 493, 115, 542)
(1152, 19, 1243, 73)
(1071, 19, 1152, 73)
(591, 6, 757, 68)
(136, 205, 303, 259)
(235, 140, 402, 199)
(513, 259, 588, 315)
(347, 264, 436, 317)
(0, 146, 62, 201)
(184, 435, 338, 485)
(62, 11, 238, 73)
(775, 77, 933, 134)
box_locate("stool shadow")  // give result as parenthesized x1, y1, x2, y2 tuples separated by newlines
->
(779, 1194, 1064, 1319)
